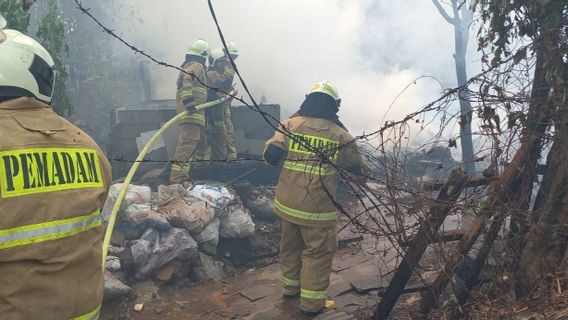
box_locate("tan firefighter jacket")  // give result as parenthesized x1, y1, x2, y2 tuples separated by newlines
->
(264, 115, 367, 228)
(0, 97, 112, 320)
(176, 60, 208, 126)
(206, 67, 232, 123)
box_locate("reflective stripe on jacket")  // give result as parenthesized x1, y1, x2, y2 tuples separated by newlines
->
(264, 115, 367, 227)
(0, 97, 112, 320)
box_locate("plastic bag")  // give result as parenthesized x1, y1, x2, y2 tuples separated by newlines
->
(187, 184, 234, 208)
(219, 205, 255, 238)
(194, 218, 220, 255)
(156, 184, 186, 206)
(102, 183, 152, 221)
(130, 228, 198, 280)
(159, 198, 215, 235)
(191, 253, 225, 282)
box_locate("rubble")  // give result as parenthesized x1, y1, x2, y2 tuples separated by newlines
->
(193, 217, 220, 255)
(102, 181, 276, 307)
(103, 271, 132, 302)
(130, 228, 198, 280)
(159, 198, 215, 234)
(187, 184, 234, 208)
(190, 253, 226, 282)
(102, 183, 152, 220)
(219, 204, 255, 238)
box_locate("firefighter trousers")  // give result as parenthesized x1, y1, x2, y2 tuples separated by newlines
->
(209, 119, 228, 160)
(279, 218, 337, 313)
(170, 122, 207, 184)
(224, 104, 237, 160)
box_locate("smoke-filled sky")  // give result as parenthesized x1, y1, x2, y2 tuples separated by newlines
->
(110, 0, 482, 143)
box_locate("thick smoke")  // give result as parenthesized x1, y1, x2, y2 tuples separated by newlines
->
(113, 0, 481, 143)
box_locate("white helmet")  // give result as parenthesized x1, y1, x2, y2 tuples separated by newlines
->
(186, 39, 210, 58)
(225, 41, 239, 59)
(0, 22, 56, 104)
(308, 80, 341, 105)
(208, 47, 227, 68)
(0, 14, 6, 30)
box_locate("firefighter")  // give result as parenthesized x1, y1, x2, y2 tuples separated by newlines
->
(0, 22, 112, 319)
(263, 81, 367, 316)
(206, 47, 231, 160)
(223, 41, 239, 160)
(170, 39, 210, 184)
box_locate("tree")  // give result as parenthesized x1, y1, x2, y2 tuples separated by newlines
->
(432, 0, 476, 176)
(0, 0, 34, 32)
(37, 0, 72, 116)
(474, 0, 568, 297)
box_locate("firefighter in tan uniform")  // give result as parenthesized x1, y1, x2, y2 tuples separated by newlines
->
(0, 23, 112, 319)
(170, 39, 210, 184)
(206, 47, 232, 160)
(264, 81, 367, 316)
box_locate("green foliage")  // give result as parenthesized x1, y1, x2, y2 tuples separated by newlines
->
(475, 0, 567, 67)
(37, 0, 72, 116)
(0, 0, 30, 32)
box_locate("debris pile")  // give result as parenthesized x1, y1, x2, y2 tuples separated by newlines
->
(101, 182, 257, 301)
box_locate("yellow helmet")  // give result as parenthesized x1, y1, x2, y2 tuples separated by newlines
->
(308, 81, 340, 104)
(186, 39, 210, 58)
(225, 40, 239, 59)
(208, 47, 227, 68)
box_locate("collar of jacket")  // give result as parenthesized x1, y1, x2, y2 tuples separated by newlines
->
(0, 97, 49, 110)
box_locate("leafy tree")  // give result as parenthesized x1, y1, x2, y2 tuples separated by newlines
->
(37, 0, 72, 115)
(0, 0, 32, 32)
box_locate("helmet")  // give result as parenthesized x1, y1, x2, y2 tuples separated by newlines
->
(0, 14, 6, 30)
(186, 39, 210, 58)
(225, 41, 239, 59)
(308, 81, 341, 105)
(208, 47, 227, 68)
(0, 23, 56, 104)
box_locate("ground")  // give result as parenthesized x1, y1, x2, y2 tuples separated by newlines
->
(100, 241, 412, 320)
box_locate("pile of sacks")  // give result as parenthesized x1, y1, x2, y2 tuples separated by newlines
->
(101, 182, 256, 301)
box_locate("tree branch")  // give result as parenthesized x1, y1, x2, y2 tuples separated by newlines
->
(432, 0, 455, 25)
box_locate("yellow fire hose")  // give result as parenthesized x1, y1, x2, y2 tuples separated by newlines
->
(101, 95, 232, 267)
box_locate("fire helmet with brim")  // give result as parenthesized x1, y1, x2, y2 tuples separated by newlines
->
(308, 80, 341, 106)
(186, 39, 211, 58)
(0, 21, 56, 104)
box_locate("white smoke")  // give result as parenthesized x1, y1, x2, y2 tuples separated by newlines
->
(109, 0, 481, 145)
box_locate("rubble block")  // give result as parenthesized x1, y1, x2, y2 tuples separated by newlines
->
(190, 253, 226, 282)
(102, 183, 152, 221)
(159, 198, 215, 235)
(156, 184, 186, 206)
(104, 271, 132, 302)
(131, 228, 198, 280)
(219, 204, 255, 238)
(245, 194, 276, 222)
(156, 259, 191, 283)
(194, 217, 220, 256)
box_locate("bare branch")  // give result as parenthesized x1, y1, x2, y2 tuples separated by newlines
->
(432, 0, 455, 25)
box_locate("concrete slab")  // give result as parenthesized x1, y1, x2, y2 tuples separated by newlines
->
(240, 284, 277, 302)
(313, 310, 356, 320)
(332, 254, 372, 272)
(328, 281, 353, 297)
(349, 277, 380, 293)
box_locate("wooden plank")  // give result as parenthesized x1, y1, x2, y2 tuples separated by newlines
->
(423, 176, 492, 191)
(400, 229, 466, 247)
(372, 169, 468, 320)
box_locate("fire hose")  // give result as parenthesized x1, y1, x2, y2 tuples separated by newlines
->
(101, 94, 233, 267)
